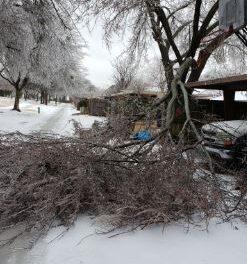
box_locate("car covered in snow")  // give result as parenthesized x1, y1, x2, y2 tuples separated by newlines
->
(202, 120, 247, 165)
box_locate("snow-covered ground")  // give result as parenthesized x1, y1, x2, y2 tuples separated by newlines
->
(0, 97, 104, 135)
(1, 97, 247, 264)
(1, 217, 247, 264)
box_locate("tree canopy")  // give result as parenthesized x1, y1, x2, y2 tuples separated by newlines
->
(0, 0, 92, 110)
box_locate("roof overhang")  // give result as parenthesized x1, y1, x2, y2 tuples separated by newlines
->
(187, 74, 247, 91)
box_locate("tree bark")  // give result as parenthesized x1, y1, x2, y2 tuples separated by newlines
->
(41, 90, 44, 104)
(24, 90, 28, 101)
(188, 32, 233, 84)
(44, 91, 48, 105)
(146, 2, 174, 90)
(13, 87, 22, 112)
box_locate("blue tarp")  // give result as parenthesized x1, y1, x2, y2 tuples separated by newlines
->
(133, 130, 152, 141)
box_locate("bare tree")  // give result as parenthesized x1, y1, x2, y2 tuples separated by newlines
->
(130, 77, 149, 93)
(78, 0, 240, 136)
(146, 57, 167, 92)
(112, 57, 137, 93)
(79, 1, 223, 86)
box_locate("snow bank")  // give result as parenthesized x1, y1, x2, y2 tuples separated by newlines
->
(2, 217, 247, 264)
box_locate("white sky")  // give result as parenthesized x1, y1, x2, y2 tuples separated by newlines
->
(79, 21, 160, 91)
(79, 24, 125, 90)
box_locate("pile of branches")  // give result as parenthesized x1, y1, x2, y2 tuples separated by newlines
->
(0, 123, 246, 246)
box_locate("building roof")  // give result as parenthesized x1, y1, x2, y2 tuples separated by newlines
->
(187, 74, 247, 91)
(106, 90, 161, 98)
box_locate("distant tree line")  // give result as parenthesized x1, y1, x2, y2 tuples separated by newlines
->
(0, 0, 96, 111)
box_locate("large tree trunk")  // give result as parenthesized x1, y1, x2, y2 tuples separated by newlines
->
(44, 91, 48, 105)
(40, 90, 48, 105)
(40, 90, 44, 104)
(188, 32, 233, 85)
(24, 90, 28, 101)
(11, 76, 28, 112)
(146, 3, 174, 90)
(187, 50, 211, 83)
(13, 87, 22, 112)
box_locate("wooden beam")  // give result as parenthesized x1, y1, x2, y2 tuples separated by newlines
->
(223, 90, 235, 120)
(187, 74, 247, 91)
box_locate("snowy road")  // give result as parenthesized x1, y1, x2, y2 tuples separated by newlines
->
(39, 104, 70, 132)
(0, 97, 104, 135)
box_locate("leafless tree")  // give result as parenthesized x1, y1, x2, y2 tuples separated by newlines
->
(77, 0, 245, 147)
(111, 57, 137, 93)
(147, 57, 167, 92)
(129, 77, 149, 93)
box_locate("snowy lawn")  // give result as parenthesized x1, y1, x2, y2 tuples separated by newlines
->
(33, 218, 247, 264)
(0, 97, 105, 135)
(1, 217, 247, 264)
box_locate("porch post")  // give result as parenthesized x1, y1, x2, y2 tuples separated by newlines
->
(223, 89, 235, 120)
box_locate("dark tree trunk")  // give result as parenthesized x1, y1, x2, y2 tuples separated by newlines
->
(187, 50, 210, 83)
(40, 90, 44, 104)
(146, 3, 174, 90)
(24, 90, 28, 101)
(44, 91, 48, 105)
(187, 32, 233, 86)
(13, 87, 21, 112)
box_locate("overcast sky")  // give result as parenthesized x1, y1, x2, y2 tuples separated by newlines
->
(80, 24, 125, 90)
